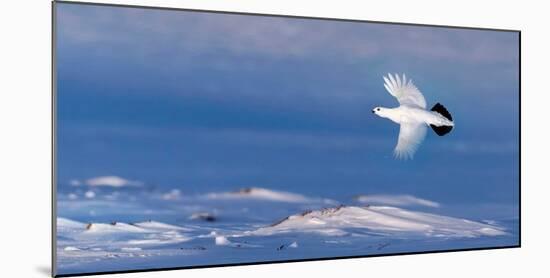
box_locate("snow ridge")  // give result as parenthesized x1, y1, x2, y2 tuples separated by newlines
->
(248, 205, 506, 238)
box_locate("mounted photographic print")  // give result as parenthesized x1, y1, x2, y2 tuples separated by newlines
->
(53, 1, 520, 276)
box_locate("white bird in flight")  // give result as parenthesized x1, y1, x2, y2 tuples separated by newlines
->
(373, 73, 454, 159)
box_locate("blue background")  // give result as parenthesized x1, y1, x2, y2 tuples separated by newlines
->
(55, 3, 519, 218)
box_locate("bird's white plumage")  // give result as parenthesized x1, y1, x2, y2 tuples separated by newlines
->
(383, 73, 427, 109)
(374, 73, 454, 159)
(394, 122, 427, 160)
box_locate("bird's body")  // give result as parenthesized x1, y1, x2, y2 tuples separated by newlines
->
(373, 73, 454, 159)
(377, 105, 454, 127)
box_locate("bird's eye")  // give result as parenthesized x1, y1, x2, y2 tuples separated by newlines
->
(377, 108, 381, 111)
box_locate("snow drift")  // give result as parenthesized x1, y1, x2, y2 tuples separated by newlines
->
(354, 194, 440, 208)
(85, 176, 143, 187)
(247, 205, 506, 238)
(204, 187, 334, 204)
(57, 218, 192, 246)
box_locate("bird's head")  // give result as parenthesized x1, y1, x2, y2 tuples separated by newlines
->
(372, 107, 390, 118)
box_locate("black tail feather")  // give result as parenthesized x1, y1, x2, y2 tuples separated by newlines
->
(430, 103, 453, 136)
(431, 103, 452, 121)
(430, 124, 453, 136)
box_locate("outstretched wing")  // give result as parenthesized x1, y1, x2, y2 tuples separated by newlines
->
(383, 73, 427, 109)
(394, 122, 427, 160)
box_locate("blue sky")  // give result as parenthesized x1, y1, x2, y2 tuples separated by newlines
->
(55, 3, 519, 214)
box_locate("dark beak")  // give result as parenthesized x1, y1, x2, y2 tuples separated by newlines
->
(372, 110, 375, 113)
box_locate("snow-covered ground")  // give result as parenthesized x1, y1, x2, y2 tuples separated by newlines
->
(203, 187, 335, 204)
(247, 205, 506, 237)
(56, 186, 518, 276)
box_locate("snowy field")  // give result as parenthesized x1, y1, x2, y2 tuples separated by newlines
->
(56, 184, 518, 275)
